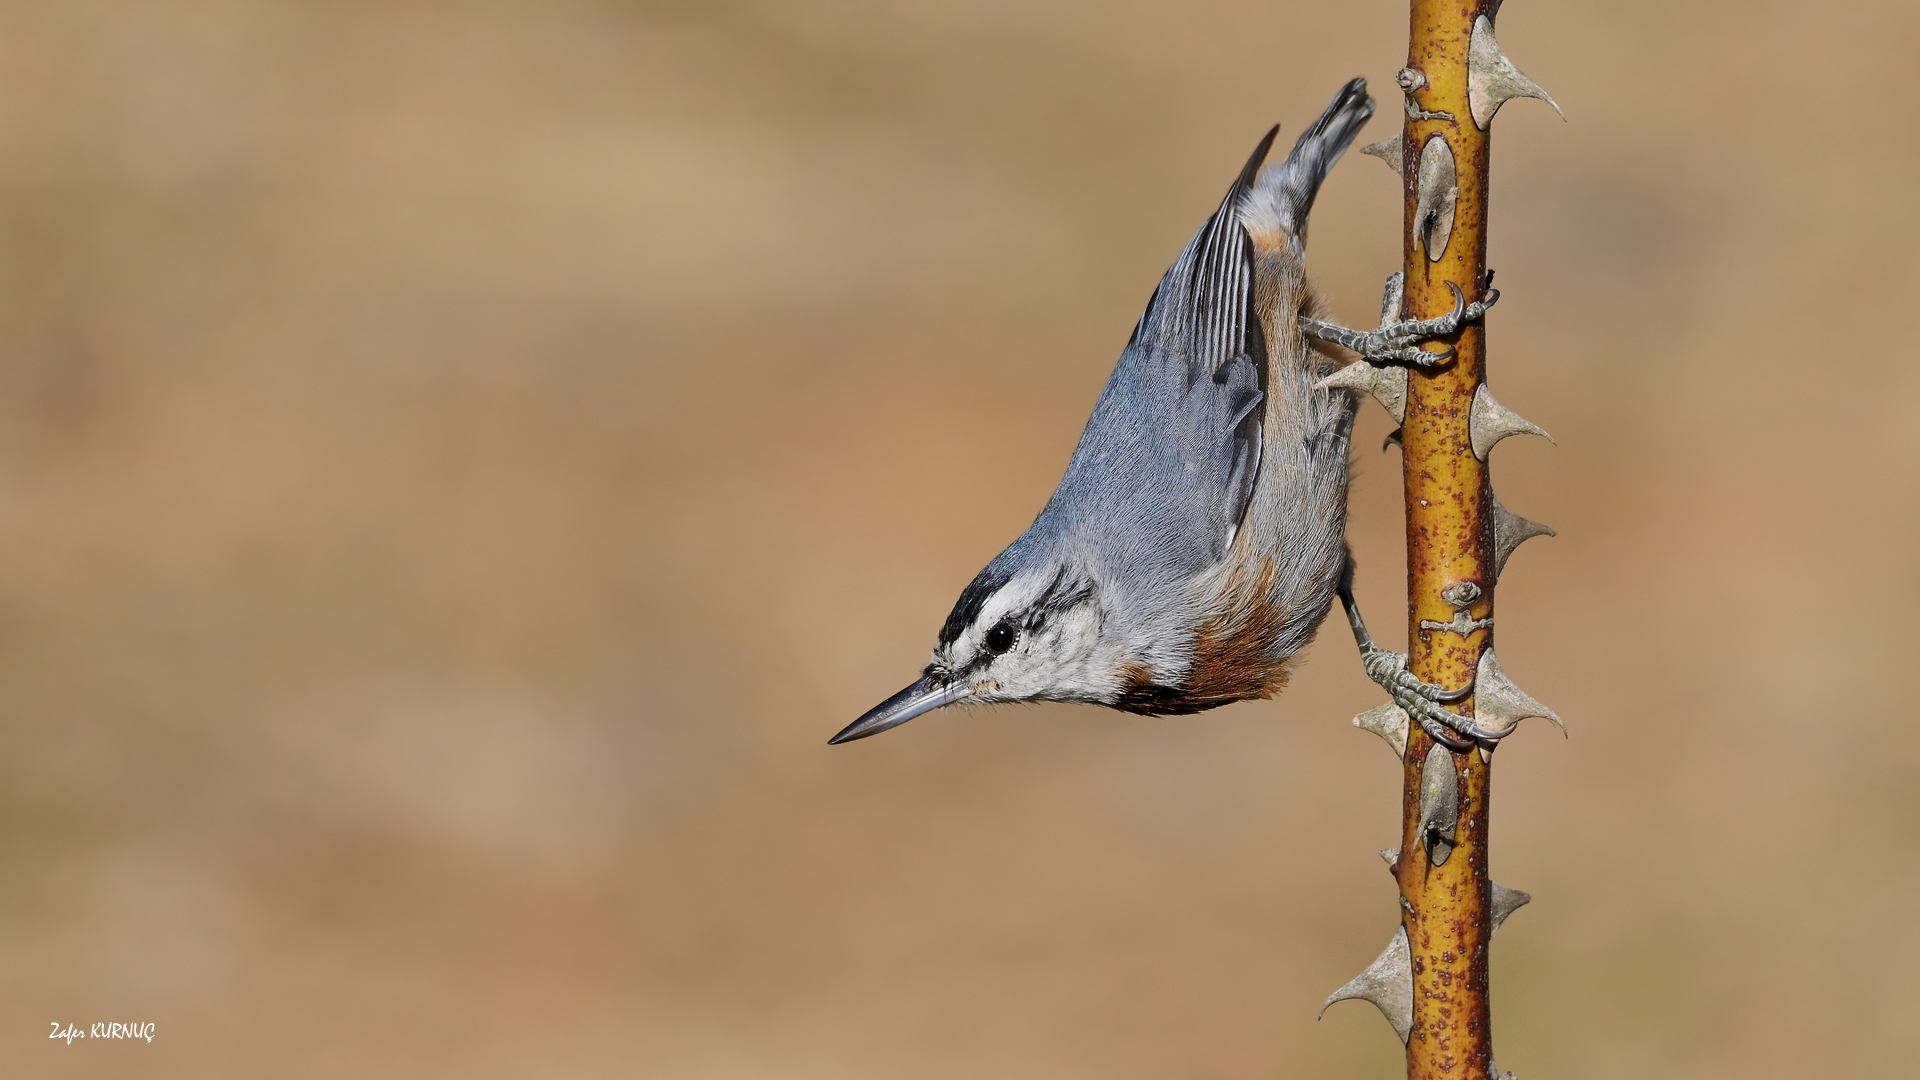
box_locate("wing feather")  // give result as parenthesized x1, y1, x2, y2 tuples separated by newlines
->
(1115, 127, 1278, 552)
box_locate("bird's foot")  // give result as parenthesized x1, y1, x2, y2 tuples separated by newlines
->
(1359, 646, 1486, 752)
(1300, 271, 1498, 367)
(1338, 579, 1503, 752)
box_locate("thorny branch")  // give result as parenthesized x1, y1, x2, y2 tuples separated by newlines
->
(1320, 3, 1562, 1079)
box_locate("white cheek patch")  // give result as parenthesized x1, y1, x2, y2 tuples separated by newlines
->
(974, 603, 1119, 704)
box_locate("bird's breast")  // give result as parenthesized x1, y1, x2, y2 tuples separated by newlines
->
(1111, 556, 1293, 715)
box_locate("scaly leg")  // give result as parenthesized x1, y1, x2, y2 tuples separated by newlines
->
(1301, 272, 1498, 367)
(1336, 580, 1493, 752)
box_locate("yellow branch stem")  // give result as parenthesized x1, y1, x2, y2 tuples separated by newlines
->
(1397, 2, 1497, 1078)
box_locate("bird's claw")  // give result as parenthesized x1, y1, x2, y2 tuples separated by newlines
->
(1299, 273, 1499, 368)
(1338, 580, 1505, 753)
(1360, 647, 1485, 752)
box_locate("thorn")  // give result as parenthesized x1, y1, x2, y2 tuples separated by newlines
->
(1378, 272, 1405, 326)
(1380, 847, 1401, 874)
(1353, 702, 1409, 760)
(1316, 360, 1407, 422)
(1490, 881, 1532, 936)
(1470, 383, 1554, 460)
(1471, 648, 1564, 741)
(1359, 134, 1403, 176)
(1417, 741, 1459, 865)
(1489, 489, 1554, 582)
(1467, 15, 1564, 130)
(1415, 136, 1458, 262)
(1320, 925, 1414, 1044)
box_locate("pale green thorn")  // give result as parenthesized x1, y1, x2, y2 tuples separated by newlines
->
(1320, 925, 1413, 1044)
(1467, 15, 1564, 130)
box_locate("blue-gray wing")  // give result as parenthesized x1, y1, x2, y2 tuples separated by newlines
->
(1038, 129, 1278, 576)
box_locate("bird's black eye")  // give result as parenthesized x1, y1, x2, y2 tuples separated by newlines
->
(983, 620, 1016, 655)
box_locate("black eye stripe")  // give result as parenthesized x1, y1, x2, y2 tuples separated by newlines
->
(940, 566, 1012, 647)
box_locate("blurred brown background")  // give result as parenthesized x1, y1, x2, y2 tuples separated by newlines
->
(1, 1, 1914, 1077)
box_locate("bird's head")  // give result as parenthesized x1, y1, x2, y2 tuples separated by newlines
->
(829, 553, 1120, 744)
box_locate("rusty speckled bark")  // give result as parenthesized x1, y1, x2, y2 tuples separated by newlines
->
(1397, 2, 1497, 1079)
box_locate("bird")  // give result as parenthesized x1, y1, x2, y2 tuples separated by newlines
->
(831, 78, 1486, 748)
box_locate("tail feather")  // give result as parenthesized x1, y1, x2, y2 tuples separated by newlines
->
(1251, 77, 1375, 249)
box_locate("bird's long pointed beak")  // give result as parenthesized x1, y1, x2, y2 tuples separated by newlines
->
(829, 675, 969, 744)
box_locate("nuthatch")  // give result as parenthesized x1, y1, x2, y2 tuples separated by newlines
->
(832, 78, 1491, 747)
